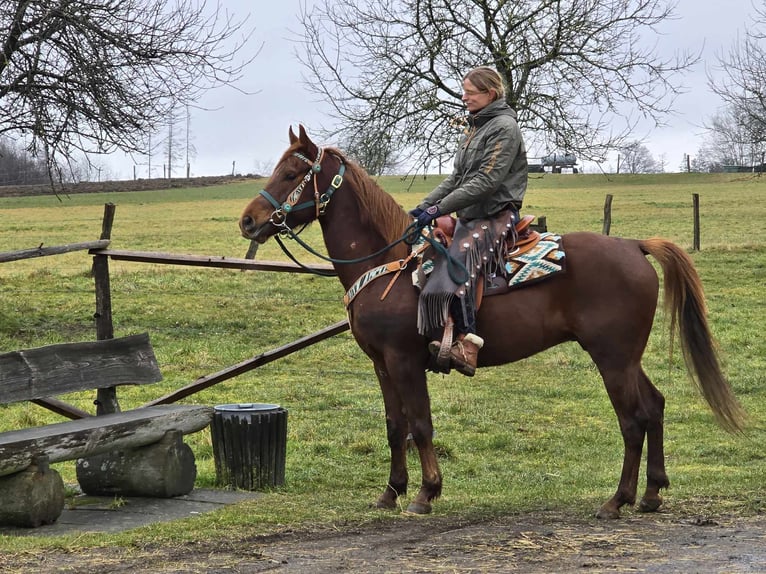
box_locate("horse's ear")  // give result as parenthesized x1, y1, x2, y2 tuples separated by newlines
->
(298, 124, 310, 144)
(288, 126, 298, 144)
(298, 124, 318, 159)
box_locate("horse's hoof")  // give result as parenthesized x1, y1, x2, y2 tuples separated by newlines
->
(373, 496, 397, 510)
(405, 501, 432, 515)
(638, 496, 663, 513)
(595, 506, 620, 519)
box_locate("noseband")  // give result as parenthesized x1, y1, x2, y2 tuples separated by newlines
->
(259, 146, 345, 228)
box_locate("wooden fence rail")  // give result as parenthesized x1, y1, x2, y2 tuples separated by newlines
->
(601, 193, 702, 250)
(89, 249, 335, 274)
(0, 240, 110, 263)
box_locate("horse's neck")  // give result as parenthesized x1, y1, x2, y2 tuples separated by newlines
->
(319, 195, 408, 291)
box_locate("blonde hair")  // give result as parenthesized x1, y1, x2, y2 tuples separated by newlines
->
(463, 67, 506, 101)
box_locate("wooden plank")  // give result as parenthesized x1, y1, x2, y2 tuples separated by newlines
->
(0, 404, 213, 477)
(0, 333, 162, 404)
(0, 240, 110, 263)
(31, 398, 92, 420)
(602, 194, 613, 236)
(91, 249, 336, 274)
(692, 193, 700, 251)
(244, 240, 259, 260)
(143, 319, 350, 406)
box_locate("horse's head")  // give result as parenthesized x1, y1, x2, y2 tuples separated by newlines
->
(240, 125, 344, 243)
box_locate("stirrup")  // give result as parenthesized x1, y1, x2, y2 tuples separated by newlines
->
(435, 319, 454, 371)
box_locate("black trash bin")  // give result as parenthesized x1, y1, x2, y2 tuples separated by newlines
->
(211, 403, 287, 490)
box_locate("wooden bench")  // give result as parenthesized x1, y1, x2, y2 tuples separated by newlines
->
(0, 333, 213, 528)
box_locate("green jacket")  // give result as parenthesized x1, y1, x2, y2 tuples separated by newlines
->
(419, 100, 527, 219)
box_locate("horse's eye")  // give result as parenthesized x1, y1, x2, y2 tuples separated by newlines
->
(285, 172, 298, 181)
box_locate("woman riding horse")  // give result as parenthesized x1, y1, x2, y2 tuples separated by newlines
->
(409, 66, 528, 377)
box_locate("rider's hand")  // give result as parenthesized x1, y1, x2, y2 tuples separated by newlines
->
(416, 205, 440, 227)
(408, 207, 424, 219)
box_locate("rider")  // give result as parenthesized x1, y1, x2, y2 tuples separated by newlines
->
(409, 66, 528, 376)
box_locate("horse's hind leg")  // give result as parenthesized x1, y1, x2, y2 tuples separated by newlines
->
(595, 362, 669, 518)
(637, 368, 670, 513)
(595, 362, 649, 519)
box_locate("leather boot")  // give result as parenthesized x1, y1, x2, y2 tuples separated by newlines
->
(428, 333, 484, 377)
(450, 333, 483, 376)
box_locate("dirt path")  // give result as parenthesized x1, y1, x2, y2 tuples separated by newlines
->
(4, 511, 765, 573)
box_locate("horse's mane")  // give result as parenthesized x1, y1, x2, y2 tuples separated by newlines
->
(326, 148, 412, 245)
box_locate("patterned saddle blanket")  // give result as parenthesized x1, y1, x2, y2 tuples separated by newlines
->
(504, 232, 566, 291)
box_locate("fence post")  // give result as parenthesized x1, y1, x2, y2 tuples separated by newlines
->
(530, 216, 547, 233)
(602, 194, 613, 235)
(692, 193, 700, 251)
(244, 240, 259, 260)
(93, 203, 119, 414)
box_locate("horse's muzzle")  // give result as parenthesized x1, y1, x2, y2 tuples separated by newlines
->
(240, 214, 268, 242)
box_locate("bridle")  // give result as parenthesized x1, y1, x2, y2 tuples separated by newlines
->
(258, 146, 345, 228)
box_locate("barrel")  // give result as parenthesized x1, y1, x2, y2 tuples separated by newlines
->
(210, 403, 287, 490)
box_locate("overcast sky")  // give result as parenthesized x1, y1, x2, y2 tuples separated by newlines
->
(105, 0, 756, 178)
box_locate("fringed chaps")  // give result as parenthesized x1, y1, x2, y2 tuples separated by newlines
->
(416, 210, 514, 338)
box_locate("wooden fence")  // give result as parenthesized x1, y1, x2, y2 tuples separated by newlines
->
(602, 193, 702, 250)
(1, 203, 350, 421)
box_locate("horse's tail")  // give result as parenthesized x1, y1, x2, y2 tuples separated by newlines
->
(640, 238, 746, 433)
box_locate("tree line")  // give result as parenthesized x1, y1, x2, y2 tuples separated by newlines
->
(0, 138, 48, 185)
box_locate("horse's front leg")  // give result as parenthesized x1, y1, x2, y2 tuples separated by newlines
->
(373, 363, 409, 510)
(405, 411, 442, 514)
(382, 356, 442, 514)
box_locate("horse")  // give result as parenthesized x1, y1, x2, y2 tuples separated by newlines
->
(239, 125, 745, 519)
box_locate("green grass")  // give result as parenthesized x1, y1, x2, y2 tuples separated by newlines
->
(0, 172, 764, 551)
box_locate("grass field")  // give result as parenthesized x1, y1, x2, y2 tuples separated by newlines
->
(0, 171, 764, 550)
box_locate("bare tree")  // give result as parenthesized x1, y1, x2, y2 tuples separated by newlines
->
(695, 105, 766, 171)
(341, 124, 403, 175)
(0, 137, 47, 184)
(710, 1, 766, 144)
(159, 105, 185, 178)
(619, 141, 659, 173)
(0, 0, 257, 182)
(297, 0, 696, 170)
(184, 105, 197, 178)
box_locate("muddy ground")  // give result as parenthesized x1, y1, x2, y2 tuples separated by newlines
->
(3, 510, 765, 573)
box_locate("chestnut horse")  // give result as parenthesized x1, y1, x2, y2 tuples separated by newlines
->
(240, 126, 744, 518)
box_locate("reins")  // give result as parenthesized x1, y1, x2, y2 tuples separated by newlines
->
(277, 218, 423, 266)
